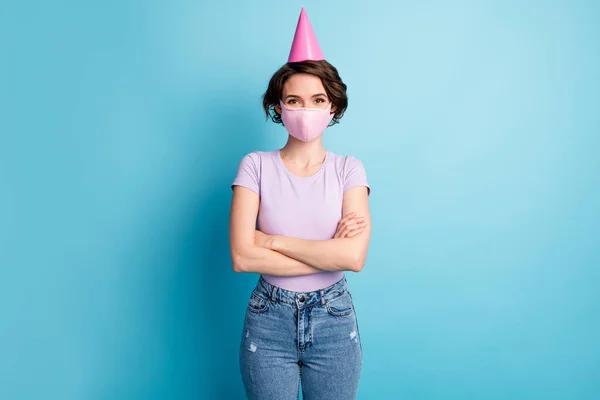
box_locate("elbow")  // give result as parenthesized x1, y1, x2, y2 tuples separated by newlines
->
(231, 252, 247, 273)
(231, 245, 260, 273)
(348, 254, 367, 272)
(232, 261, 245, 273)
(342, 237, 369, 272)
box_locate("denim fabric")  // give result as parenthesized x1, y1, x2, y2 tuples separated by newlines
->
(239, 275, 363, 400)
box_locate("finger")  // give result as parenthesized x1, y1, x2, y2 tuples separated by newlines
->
(342, 227, 357, 238)
(343, 221, 368, 237)
(344, 212, 363, 222)
(335, 220, 351, 237)
(336, 214, 365, 238)
(335, 222, 352, 238)
(338, 212, 357, 226)
(339, 217, 365, 231)
(335, 214, 359, 237)
(341, 219, 366, 232)
(345, 226, 366, 238)
(340, 225, 357, 238)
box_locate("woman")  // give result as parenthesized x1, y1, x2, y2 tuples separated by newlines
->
(229, 8, 371, 400)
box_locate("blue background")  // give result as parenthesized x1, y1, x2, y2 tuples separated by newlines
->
(1, 0, 599, 399)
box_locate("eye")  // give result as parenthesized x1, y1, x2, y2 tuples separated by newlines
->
(287, 99, 298, 105)
(315, 98, 325, 103)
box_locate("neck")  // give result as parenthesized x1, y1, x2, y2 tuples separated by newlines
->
(280, 136, 327, 164)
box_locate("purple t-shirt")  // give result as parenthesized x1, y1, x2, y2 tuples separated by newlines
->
(232, 149, 370, 292)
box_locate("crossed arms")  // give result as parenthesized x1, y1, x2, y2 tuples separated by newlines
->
(229, 185, 371, 275)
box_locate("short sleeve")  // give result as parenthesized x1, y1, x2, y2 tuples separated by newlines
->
(231, 152, 261, 195)
(343, 156, 370, 195)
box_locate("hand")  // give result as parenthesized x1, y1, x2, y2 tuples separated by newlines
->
(334, 212, 368, 239)
(255, 230, 274, 249)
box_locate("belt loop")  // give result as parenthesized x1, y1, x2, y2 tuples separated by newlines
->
(320, 289, 325, 305)
(271, 286, 278, 302)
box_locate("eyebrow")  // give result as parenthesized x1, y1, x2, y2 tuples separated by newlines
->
(285, 93, 328, 99)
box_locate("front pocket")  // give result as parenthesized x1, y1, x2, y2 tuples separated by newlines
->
(325, 291, 354, 317)
(247, 292, 270, 314)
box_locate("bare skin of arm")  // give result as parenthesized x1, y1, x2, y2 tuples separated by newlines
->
(229, 185, 324, 276)
(258, 186, 371, 272)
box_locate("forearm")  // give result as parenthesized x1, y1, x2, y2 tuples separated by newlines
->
(232, 244, 324, 276)
(268, 236, 364, 272)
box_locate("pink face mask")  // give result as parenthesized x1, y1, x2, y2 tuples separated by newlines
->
(279, 100, 335, 142)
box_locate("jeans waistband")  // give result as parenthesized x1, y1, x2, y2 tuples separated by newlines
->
(256, 275, 349, 308)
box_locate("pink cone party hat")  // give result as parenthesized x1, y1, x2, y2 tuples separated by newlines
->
(287, 8, 325, 62)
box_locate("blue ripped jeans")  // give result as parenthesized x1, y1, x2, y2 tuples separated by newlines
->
(239, 275, 363, 400)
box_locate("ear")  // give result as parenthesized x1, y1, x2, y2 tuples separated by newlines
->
(274, 103, 282, 115)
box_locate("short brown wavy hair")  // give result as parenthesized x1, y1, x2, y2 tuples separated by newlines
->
(262, 60, 348, 126)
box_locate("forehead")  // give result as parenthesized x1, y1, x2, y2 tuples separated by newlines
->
(282, 73, 326, 96)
